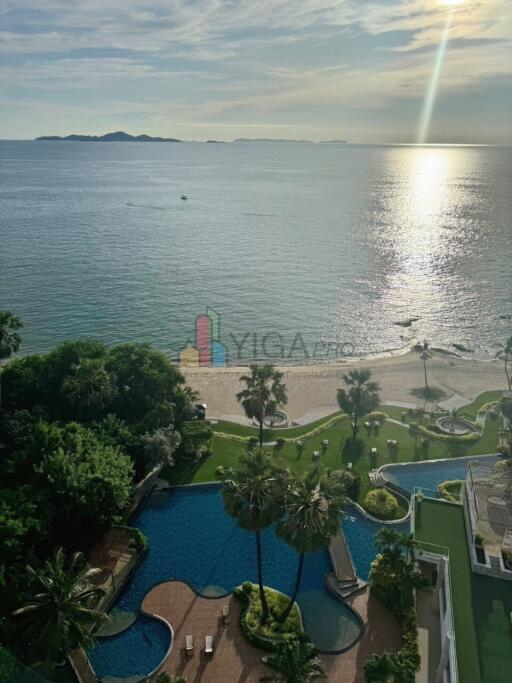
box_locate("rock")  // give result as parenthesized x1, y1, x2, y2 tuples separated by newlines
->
(452, 343, 474, 353)
(394, 317, 420, 328)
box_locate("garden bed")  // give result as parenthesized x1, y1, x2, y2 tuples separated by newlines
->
(234, 582, 304, 652)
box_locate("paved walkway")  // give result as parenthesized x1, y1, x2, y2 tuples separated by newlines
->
(142, 580, 401, 683)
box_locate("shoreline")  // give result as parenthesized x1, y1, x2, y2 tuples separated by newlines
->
(183, 350, 507, 422)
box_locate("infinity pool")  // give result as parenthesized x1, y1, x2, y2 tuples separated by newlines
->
(380, 453, 500, 496)
(90, 485, 382, 680)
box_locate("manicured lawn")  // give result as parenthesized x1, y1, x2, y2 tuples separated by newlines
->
(414, 498, 512, 683)
(166, 397, 501, 517)
(457, 391, 502, 420)
(212, 412, 343, 440)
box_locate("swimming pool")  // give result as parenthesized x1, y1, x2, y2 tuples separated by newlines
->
(380, 453, 500, 496)
(89, 485, 381, 679)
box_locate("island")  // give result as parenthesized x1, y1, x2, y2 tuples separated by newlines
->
(35, 131, 180, 142)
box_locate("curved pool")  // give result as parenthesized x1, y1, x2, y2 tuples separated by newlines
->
(89, 485, 366, 678)
(380, 453, 500, 496)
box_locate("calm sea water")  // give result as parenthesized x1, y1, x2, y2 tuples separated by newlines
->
(1, 141, 511, 363)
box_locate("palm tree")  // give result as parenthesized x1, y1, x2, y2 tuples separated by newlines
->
(261, 639, 326, 682)
(495, 336, 512, 390)
(62, 358, 116, 418)
(415, 340, 433, 393)
(12, 548, 108, 665)
(0, 310, 23, 409)
(237, 364, 287, 447)
(336, 369, 380, 442)
(217, 450, 285, 623)
(276, 467, 347, 622)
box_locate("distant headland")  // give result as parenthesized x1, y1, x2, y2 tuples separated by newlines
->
(35, 131, 180, 142)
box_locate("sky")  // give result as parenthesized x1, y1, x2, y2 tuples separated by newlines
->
(0, 0, 511, 143)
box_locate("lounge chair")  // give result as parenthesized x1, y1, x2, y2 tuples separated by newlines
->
(186, 634, 194, 657)
(222, 603, 230, 624)
(205, 635, 213, 656)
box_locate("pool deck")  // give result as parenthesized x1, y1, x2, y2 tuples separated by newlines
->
(142, 580, 401, 682)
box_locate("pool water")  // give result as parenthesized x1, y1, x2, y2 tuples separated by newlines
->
(381, 454, 500, 496)
(89, 485, 376, 679)
(342, 506, 409, 580)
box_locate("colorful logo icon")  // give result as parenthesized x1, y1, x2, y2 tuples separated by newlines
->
(179, 306, 228, 367)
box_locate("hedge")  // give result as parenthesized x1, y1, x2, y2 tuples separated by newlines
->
(409, 422, 480, 443)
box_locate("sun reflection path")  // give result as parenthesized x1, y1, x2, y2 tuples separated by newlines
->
(417, 10, 454, 144)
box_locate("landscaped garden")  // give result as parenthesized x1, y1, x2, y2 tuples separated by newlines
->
(165, 393, 502, 520)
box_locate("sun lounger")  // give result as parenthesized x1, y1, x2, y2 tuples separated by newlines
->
(186, 634, 194, 657)
(205, 635, 213, 656)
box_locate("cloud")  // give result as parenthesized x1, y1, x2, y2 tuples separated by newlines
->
(0, 0, 510, 140)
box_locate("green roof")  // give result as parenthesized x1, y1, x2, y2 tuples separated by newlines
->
(414, 498, 512, 683)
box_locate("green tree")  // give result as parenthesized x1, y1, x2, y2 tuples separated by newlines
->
(106, 343, 190, 424)
(261, 638, 326, 682)
(142, 426, 181, 471)
(277, 467, 347, 622)
(496, 336, 512, 390)
(372, 529, 424, 615)
(35, 425, 134, 541)
(12, 548, 108, 665)
(237, 365, 287, 447)
(154, 674, 188, 683)
(336, 369, 380, 442)
(0, 310, 23, 410)
(217, 450, 284, 623)
(62, 358, 117, 419)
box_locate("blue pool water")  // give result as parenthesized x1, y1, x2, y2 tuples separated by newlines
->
(342, 506, 409, 580)
(90, 485, 386, 679)
(381, 454, 500, 496)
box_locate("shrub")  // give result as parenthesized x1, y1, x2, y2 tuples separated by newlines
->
(275, 437, 285, 446)
(502, 550, 512, 570)
(179, 420, 213, 455)
(234, 583, 304, 652)
(367, 411, 387, 423)
(409, 422, 480, 443)
(364, 488, 399, 519)
(437, 480, 463, 503)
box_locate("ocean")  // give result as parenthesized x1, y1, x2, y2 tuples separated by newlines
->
(1, 141, 511, 364)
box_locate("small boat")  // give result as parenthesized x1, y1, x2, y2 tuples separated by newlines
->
(180, 194, 188, 200)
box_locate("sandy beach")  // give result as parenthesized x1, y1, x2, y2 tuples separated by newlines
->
(183, 352, 507, 423)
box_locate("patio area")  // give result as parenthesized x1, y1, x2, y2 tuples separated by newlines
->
(142, 580, 401, 683)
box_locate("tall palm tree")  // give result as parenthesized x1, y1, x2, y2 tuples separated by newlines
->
(62, 358, 116, 418)
(261, 638, 326, 682)
(336, 369, 380, 442)
(217, 450, 285, 623)
(277, 467, 347, 622)
(237, 364, 287, 447)
(415, 340, 433, 393)
(0, 310, 23, 409)
(495, 336, 512, 390)
(12, 548, 108, 665)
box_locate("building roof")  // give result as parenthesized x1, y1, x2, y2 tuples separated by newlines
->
(414, 497, 512, 683)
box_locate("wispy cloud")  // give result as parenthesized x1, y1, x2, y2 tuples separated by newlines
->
(0, 0, 510, 140)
